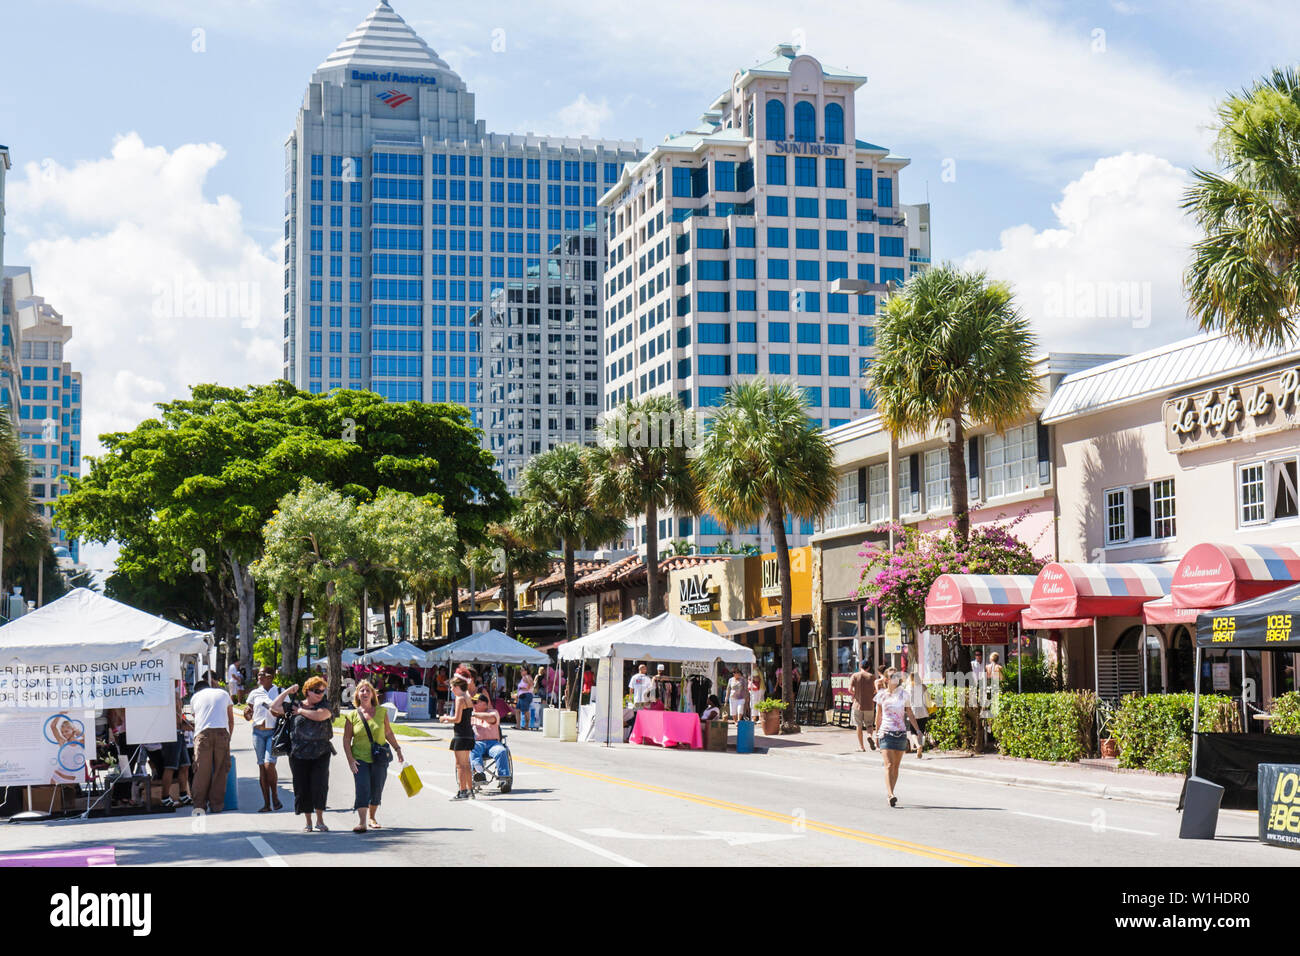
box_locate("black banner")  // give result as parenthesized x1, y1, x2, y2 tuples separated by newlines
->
(1258, 763, 1300, 849)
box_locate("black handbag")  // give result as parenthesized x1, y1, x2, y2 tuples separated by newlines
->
(270, 700, 296, 757)
(358, 708, 392, 766)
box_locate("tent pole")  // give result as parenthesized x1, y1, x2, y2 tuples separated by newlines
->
(1142, 626, 1148, 697)
(1016, 622, 1022, 695)
(1240, 649, 1248, 730)
(1191, 645, 1202, 778)
(1092, 619, 1100, 741)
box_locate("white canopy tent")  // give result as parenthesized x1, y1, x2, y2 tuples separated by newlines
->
(558, 612, 755, 664)
(558, 613, 754, 745)
(358, 640, 428, 667)
(0, 588, 209, 664)
(425, 630, 550, 667)
(296, 647, 363, 670)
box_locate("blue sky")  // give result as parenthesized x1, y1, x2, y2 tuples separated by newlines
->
(1, 0, 1297, 576)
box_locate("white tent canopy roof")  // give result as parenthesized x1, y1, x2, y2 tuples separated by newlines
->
(358, 640, 427, 666)
(297, 647, 364, 669)
(557, 614, 647, 661)
(0, 588, 210, 665)
(426, 630, 550, 666)
(559, 613, 754, 664)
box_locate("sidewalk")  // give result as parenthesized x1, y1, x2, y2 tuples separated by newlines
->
(754, 724, 1187, 808)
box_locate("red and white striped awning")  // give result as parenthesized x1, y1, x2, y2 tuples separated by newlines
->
(925, 574, 1038, 626)
(1170, 542, 1300, 609)
(1141, 595, 1202, 626)
(1029, 562, 1173, 620)
(1020, 610, 1093, 631)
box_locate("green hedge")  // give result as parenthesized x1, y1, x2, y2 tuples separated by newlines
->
(924, 684, 977, 751)
(1271, 692, 1300, 735)
(998, 655, 1062, 694)
(988, 692, 1096, 762)
(1110, 693, 1237, 774)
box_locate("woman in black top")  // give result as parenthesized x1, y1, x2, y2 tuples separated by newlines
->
(272, 676, 334, 831)
(440, 674, 475, 800)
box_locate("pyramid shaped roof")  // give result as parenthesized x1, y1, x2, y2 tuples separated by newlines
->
(315, 2, 462, 87)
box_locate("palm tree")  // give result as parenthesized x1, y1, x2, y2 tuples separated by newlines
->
(517, 444, 625, 638)
(481, 515, 553, 639)
(0, 413, 33, 604)
(1184, 68, 1300, 348)
(695, 380, 837, 727)
(871, 265, 1039, 543)
(590, 395, 698, 617)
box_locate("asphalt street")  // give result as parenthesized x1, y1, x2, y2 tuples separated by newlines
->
(0, 720, 1286, 867)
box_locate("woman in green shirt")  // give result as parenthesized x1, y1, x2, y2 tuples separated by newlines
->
(342, 680, 404, 833)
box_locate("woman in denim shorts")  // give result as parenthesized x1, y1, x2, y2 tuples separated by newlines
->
(873, 668, 923, 808)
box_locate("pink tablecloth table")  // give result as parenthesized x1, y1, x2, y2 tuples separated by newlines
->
(629, 710, 703, 750)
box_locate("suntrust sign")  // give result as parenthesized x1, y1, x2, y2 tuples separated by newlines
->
(772, 142, 841, 155)
(1163, 367, 1300, 452)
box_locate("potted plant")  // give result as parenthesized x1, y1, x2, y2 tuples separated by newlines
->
(756, 698, 787, 735)
(1099, 737, 1119, 759)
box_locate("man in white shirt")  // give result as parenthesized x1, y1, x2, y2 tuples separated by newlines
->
(245, 668, 288, 812)
(190, 680, 234, 813)
(628, 663, 655, 708)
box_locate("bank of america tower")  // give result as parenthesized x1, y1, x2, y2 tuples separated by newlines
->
(284, 2, 642, 486)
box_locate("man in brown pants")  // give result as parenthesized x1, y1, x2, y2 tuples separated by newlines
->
(189, 679, 235, 813)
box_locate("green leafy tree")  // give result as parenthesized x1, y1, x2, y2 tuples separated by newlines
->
(590, 395, 699, 617)
(0, 412, 36, 604)
(252, 480, 456, 710)
(694, 380, 836, 726)
(518, 444, 625, 638)
(1184, 68, 1300, 347)
(58, 382, 507, 668)
(474, 514, 553, 640)
(871, 265, 1039, 542)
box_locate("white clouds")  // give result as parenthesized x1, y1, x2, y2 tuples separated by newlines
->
(8, 133, 281, 456)
(960, 152, 1202, 354)
(554, 94, 613, 138)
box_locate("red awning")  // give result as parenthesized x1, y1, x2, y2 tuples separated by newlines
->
(1170, 542, 1300, 609)
(1141, 595, 1203, 626)
(924, 574, 1038, 626)
(1028, 562, 1173, 620)
(1020, 610, 1093, 631)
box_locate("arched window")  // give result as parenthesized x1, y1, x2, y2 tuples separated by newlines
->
(794, 101, 816, 142)
(765, 99, 785, 141)
(825, 103, 844, 144)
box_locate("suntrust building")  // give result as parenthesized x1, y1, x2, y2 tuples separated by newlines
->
(600, 44, 923, 555)
(284, 2, 642, 486)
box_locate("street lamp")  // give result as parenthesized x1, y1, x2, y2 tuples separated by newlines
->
(301, 611, 315, 673)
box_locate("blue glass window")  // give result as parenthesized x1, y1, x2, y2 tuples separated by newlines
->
(769, 353, 791, 375)
(795, 229, 819, 249)
(736, 227, 756, 247)
(766, 155, 786, 186)
(877, 176, 893, 208)
(698, 354, 730, 376)
(737, 321, 757, 342)
(825, 104, 845, 144)
(795, 197, 819, 218)
(768, 258, 789, 279)
(880, 236, 905, 258)
(767, 227, 789, 248)
(737, 353, 757, 375)
(766, 195, 789, 217)
(796, 260, 820, 281)
(829, 355, 850, 376)
(768, 290, 790, 311)
(795, 157, 817, 187)
(715, 161, 736, 192)
(699, 386, 728, 407)
(768, 322, 790, 342)
(766, 99, 786, 141)
(794, 102, 816, 142)
(857, 232, 875, 253)
(797, 323, 821, 344)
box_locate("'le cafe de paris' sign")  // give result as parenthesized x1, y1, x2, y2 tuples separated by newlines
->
(1163, 367, 1300, 453)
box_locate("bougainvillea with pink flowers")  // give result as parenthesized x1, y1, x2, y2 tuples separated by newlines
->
(856, 512, 1046, 632)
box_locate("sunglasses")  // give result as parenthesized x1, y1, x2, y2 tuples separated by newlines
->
(307, 688, 324, 695)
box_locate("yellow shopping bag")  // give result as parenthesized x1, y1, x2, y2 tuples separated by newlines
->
(398, 763, 423, 798)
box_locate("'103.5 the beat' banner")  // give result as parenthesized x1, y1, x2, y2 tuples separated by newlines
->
(1259, 763, 1300, 849)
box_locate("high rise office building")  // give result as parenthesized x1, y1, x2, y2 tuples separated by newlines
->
(600, 44, 917, 554)
(0, 145, 18, 428)
(283, 1, 643, 487)
(4, 265, 83, 566)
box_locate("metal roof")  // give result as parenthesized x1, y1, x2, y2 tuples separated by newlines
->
(1041, 331, 1300, 424)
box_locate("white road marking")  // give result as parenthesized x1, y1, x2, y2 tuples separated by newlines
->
(389, 768, 645, 867)
(743, 770, 804, 781)
(581, 827, 802, 846)
(246, 835, 288, 866)
(1011, 811, 1160, 837)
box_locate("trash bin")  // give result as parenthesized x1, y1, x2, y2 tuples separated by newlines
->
(224, 755, 239, 811)
(705, 719, 728, 752)
(542, 707, 560, 738)
(736, 718, 755, 754)
(560, 709, 578, 742)
(1179, 775, 1224, 840)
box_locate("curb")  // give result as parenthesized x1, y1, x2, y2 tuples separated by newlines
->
(789, 749, 1182, 808)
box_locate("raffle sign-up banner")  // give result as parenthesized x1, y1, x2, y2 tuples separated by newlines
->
(1259, 763, 1300, 850)
(0, 711, 90, 786)
(0, 655, 171, 711)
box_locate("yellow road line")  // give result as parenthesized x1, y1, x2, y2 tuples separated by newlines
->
(513, 755, 1011, 867)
